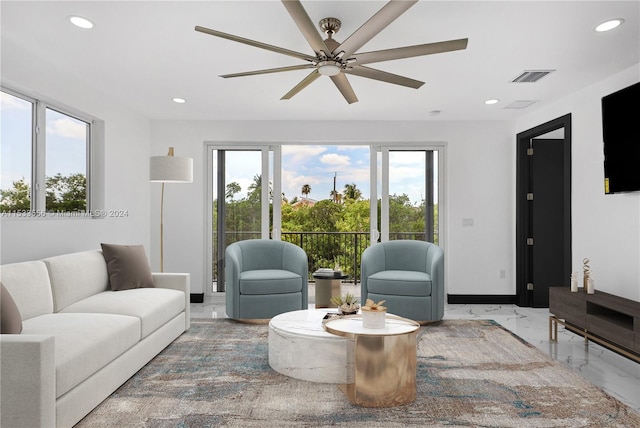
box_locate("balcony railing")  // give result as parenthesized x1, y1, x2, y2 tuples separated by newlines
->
(282, 231, 371, 284)
(214, 231, 431, 285)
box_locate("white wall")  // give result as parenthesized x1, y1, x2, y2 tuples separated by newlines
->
(150, 120, 517, 297)
(0, 37, 152, 263)
(516, 65, 640, 301)
(5, 24, 635, 304)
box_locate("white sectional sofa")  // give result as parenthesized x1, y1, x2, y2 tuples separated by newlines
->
(0, 249, 190, 428)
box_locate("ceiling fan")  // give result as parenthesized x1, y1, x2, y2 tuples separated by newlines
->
(195, 0, 468, 104)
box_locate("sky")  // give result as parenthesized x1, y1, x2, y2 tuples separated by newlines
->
(222, 145, 437, 205)
(1, 91, 87, 191)
(2, 90, 436, 206)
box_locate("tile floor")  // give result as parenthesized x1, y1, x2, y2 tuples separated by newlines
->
(191, 284, 640, 413)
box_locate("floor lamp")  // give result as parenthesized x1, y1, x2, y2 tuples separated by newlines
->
(150, 147, 193, 272)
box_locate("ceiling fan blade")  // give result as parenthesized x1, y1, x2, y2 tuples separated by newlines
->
(337, 0, 418, 58)
(344, 65, 424, 89)
(221, 64, 315, 78)
(353, 38, 469, 65)
(281, 70, 321, 100)
(195, 25, 316, 62)
(281, 0, 331, 56)
(330, 73, 359, 104)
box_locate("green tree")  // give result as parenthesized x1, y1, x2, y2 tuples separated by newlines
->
(1, 174, 88, 212)
(301, 184, 311, 198)
(247, 174, 262, 202)
(46, 173, 87, 211)
(336, 199, 370, 232)
(225, 182, 241, 201)
(343, 183, 362, 201)
(0, 178, 30, 211)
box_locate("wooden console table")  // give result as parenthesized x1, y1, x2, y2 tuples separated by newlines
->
(549, 287, 640, 363)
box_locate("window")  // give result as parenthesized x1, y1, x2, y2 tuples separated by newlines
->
(0, 91, 32, 211)
(0, 87, 103, 217)
(204, 142, 444, 295)
(44, 107, 89, 212)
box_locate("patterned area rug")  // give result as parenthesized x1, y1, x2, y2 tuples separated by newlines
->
(76, 319, 640, 427)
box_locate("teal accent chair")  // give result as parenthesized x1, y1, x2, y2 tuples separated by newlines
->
(225, 239, 308, 321)
(361, 240, 444, 323)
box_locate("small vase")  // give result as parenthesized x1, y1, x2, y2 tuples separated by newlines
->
(362, 310, 386, 329)
(570, 272, 578, 292)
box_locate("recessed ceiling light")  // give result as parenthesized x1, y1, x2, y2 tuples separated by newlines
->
(68, 16, 94, 29)
(172, 98, 186, 104)
(595, 19, 624, 32)
(484, 99, 499, 105)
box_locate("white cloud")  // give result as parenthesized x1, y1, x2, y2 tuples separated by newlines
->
(281, 169, 321, 199)
(0, 92, 31, 110)
(389, 151, 426, 166)
(47, 117, 87, 140)
(320, 153, 351, 167)
(282, 146, 327, 165)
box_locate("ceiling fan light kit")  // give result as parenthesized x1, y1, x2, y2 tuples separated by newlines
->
(195, 0, 468, 104)
(317, 60, 342, 76)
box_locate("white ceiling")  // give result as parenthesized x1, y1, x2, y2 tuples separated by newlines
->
(2, 1, 638, 121)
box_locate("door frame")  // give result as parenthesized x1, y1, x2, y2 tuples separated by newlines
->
(516, 114, 572, 306)
(204, 144, 281, 295)
(205, 142, 446, 296)
(372, 144, 446, 246)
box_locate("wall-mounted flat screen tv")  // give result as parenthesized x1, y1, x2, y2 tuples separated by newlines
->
(602, 81, 640, 194)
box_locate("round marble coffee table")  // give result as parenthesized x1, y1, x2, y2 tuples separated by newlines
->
(268, 309, 354, 383)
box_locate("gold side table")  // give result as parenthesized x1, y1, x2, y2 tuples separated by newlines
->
(323, 314, 420, 407)
(312, 272, 348, 308)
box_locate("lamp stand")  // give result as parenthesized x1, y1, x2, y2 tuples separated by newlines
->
(158, 147, 176, 272)
(150, 146, 192, 273)
(160, 182, 165, 272)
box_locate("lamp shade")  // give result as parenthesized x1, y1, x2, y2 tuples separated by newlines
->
(150, 155, 193, 183)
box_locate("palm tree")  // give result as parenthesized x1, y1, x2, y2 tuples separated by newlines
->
(248, 174, 261, 194)
(301, 184, 311, 198)
(343, 183, 362, 201)
(247, 174, 262, 202)
(225, 182, 241, 201)
(330, 189, 342, 203)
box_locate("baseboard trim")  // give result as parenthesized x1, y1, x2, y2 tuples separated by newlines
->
(190, 293, 204, 303)
(447, 294, 518, 305)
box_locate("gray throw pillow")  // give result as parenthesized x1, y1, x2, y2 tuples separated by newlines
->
(101, 244, 155, 291)
(1, 282, 23, 334)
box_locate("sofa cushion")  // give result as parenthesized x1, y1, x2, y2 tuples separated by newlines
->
(0, 260, 54, 320)
(43, 250, 110, 312)
(367, 270, 432, 296)
(239, 269, 303, 295)
(21, 313, 140, 398)
(1, 282, 23, 333)
(60, 288, 184, 338)
(100, 244, 155, 291)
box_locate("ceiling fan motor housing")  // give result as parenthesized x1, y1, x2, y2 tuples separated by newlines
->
(319, 17, 341, 36)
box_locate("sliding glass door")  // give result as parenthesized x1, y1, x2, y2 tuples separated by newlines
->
(206, 146, 280, 292)
(206, 143, 443, 295)
(372, 147, 441, 244)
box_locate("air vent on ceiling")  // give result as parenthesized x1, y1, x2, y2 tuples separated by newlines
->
(505, 100, 538, 109)
(511, 70, 555, 83)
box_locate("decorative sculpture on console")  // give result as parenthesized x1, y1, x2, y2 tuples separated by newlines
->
(583, 258, 595, 294)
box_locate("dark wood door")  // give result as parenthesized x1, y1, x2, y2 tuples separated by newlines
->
(531, 139, 566, 307)
(516, 115, 572, 307)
